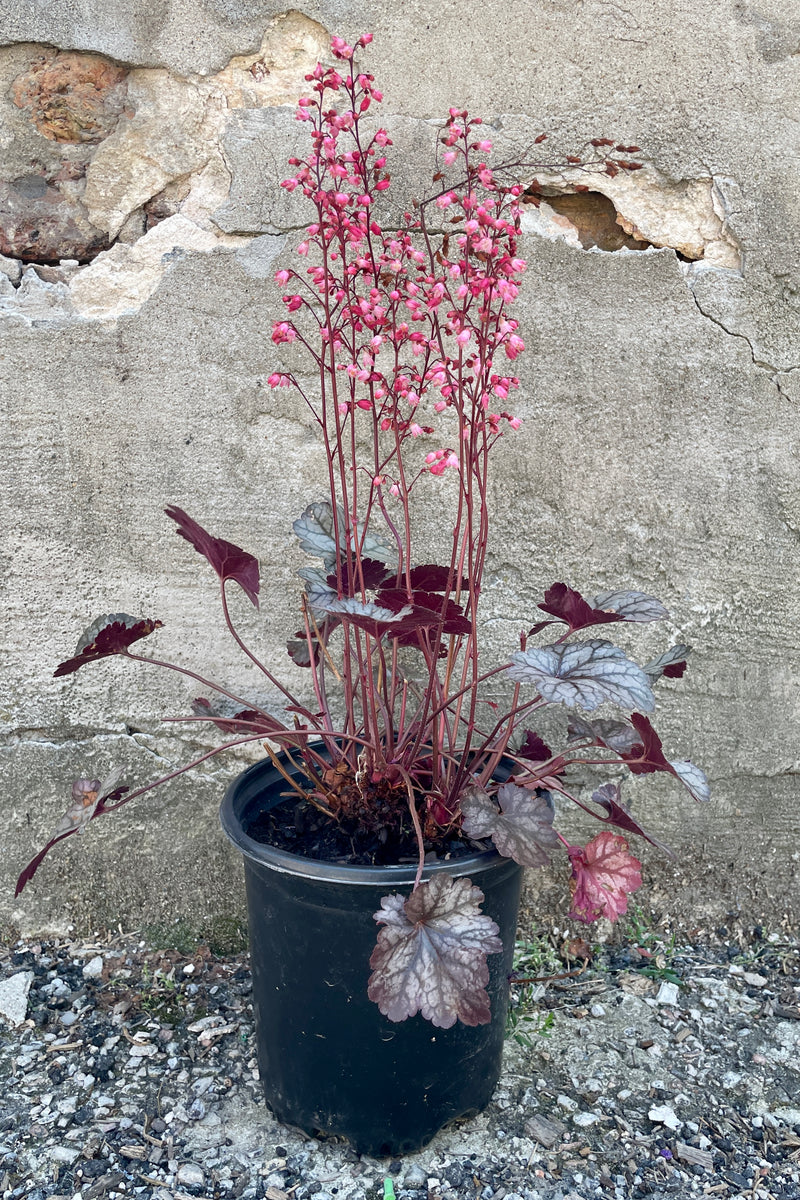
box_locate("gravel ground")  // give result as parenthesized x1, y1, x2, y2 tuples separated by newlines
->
(1, 923, 799, 1200)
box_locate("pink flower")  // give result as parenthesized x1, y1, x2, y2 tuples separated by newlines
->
(271, 322, 296, 344)
(443, 151, 457, 167)
(274, 269, 291, 285)
(267, 373, 292, 388)
(331, 36, 354, 59)
(504, 334, 525, 360)
(456, 329, 471, 346)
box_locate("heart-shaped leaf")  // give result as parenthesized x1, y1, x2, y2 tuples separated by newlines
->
(54, 615, 163, 677)
(368, 874, 503, 1028)
(294, 502, 397, 568)
(406, 564, 468, 592)
(507, 640, 655, 712)
(643, 644, 691, 681)
(593, 589, 669, 623)
(166, 506, 260, 606)
(460, 782, 558, 868)
(567, 832, 642, 924)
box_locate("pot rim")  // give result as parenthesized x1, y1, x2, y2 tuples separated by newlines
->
(220, 754, 511, 887)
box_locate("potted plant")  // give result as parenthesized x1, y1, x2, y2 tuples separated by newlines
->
(17, 33, 708, 1157)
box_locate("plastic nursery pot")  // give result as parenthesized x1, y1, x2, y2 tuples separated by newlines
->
(220, 753, 523, 1158)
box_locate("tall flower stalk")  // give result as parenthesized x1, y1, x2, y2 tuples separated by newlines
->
(18, 34, 709, 1029)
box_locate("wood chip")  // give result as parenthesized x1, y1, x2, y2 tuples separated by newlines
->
(119, 1144, 148, 1160)
(265, 1188, 290, 1200)
(676, 1141, 714, 1170)
(524, 1113, 566, 1149)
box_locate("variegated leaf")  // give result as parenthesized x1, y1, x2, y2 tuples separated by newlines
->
(643, 644, 691, 681)
(460, 782, 558, 868)
(669, 759, 710, 803)
(507, 639, 655, 712)
(593, 589, 668, 622)
(367, 874, 502, 1028)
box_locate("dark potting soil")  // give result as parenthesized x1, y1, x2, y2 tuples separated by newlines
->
(245, 795, 485, 867)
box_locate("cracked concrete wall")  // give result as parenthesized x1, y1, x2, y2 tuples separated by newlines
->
(1, 1, 798, 935)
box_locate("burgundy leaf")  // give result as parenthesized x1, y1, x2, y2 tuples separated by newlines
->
(643, 644, 691, 682)
(367, 874, 503, 1028)
(191, 697, 283, 736)
(518, 730, 553, 763)
(376, 589, 472, 636)
(621, 716, 710, 802)
(325, 557, 394, 593)
(538, 582, 624, 633)
(54, 614, 163, 677)
(621, 713, 673, 774)
(567, 832, 642, 924)
(588, 782, 673, 856)
(166, 505, 260, 607)
(662, 661, 688, 679)
(460, 783, 558, 868)
(407, 564, 468, 592)
(526, 619, 556, 637)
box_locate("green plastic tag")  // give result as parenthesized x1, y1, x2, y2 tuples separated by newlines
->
(383, 1180, 396, 1200)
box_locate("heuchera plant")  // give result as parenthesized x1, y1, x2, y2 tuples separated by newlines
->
(18, 34, 709, 1030)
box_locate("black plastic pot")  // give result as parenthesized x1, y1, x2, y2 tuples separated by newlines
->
(220, 753, 523, 1157)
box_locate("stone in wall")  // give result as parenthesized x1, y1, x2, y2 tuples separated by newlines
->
(11, 50, 129, 144)
(0, 12, 329, 317)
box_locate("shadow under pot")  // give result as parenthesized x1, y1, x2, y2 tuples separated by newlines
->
(220, 752, 523, 1158)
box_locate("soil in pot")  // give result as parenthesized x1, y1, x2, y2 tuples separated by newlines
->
(221, 755, 523, 1157)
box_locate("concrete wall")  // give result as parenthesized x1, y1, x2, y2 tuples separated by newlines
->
(1, 1, 798, 935)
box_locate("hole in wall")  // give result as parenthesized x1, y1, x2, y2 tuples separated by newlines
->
(534, 190, 655, 253)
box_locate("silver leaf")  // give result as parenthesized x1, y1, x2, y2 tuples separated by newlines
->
(507, 639, 655, 712)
